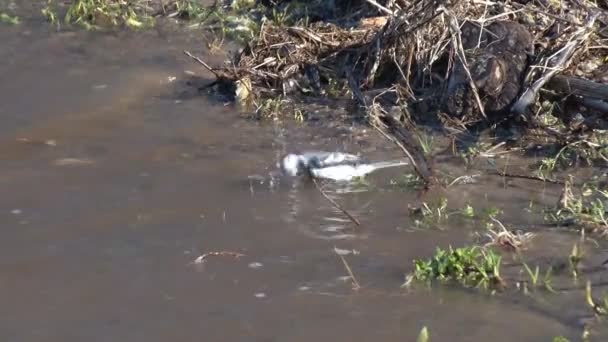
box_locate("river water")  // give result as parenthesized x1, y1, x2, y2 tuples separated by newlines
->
(1, 2, 608, 341)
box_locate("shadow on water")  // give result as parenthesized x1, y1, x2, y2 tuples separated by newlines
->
(2, 4, 608, 342)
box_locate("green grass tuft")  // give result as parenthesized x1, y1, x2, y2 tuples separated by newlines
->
(0, 12, 20, 25)
(407, 245, 503, 290)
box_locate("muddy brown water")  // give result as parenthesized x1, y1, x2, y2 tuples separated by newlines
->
(2, 4, 608, 342)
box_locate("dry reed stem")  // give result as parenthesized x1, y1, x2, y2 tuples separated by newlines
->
(313, 179, 361, 227)
(193, 251, 246, 264)
(485, 217, 535, 251)
(184, 50, 218, 77)
(337, 253, 361, 290)
(366, 0, 395, 16)
(442, 7, 487, 119)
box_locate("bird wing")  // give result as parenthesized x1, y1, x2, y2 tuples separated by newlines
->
(300, 151, 361, 168)
(309, 160, 408, 181)
(309, 164, 374, 181)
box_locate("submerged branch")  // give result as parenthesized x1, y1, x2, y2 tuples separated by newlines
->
(313, 179, 361, 227)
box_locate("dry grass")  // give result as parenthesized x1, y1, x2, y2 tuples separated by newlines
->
(484, 217, 535, 251)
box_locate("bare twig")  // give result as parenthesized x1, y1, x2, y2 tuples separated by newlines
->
(366, 0, 395, 16)
(313, 179, 361, 226)
(473, 9, 525, 24)
(365, 36, 383, 87)
(336, 252, 361, 290)
(443, 7, 487, 119)
(193, 251, 246, 264)
(184, 50, 219, 77)
(371, 120, 420, 172)
(447, 174, 481, 187)
(487, 170, 565, 184)
(485, 217, 535, 251)
(369, 106, 435, 186)
(287, 27, 341, 47)
(510, 2, 586, 26)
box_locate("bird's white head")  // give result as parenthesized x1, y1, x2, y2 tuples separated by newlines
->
(280, 153, 305, 176)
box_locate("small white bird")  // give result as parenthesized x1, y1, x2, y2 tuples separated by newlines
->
(279, 151, 361, 176)
(279, 151, 409, 181)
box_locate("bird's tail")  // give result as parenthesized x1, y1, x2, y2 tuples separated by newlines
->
(369, 159, 410, 170)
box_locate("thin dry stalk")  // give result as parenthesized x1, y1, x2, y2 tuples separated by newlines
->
(485, 217, 535, 251)
(193, 251, 246, 264)
(447, 174, 481, 187)
(184, 50, 218, 77)
(509, 2, 587, 26)
(442, 7, 487, 118)
(313, 179, 361, 226)
(366, 0, 395, 16)
(368, 105, 435, 186)
(370, 117, 419, 171)
(488, 170, 565, 185)
(337, 253, 361, 290)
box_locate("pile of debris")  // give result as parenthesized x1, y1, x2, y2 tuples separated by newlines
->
(195, 0, 606, 119)
(188, 0, 608, 185)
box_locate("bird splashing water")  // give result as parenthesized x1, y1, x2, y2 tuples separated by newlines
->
(278, 151, 409, 181)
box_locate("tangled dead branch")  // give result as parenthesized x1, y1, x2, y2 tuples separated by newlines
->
(512, 11, 601, 116)
(185, 0, 608, 184)
(191, 0, 606, 119)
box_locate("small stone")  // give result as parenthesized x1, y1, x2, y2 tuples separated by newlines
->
(11, 209, 22, 215)
(333, 247, 360, 256)
(248, 262, 264, 269)
(254, 292, 266, 298)
(52, 158, 94, 166)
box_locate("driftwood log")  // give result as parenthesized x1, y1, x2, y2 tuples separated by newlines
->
(548, 75, 608, 101)
(548, 75, 608, 114)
